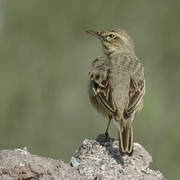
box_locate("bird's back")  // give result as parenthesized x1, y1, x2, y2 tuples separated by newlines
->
(109, 52, 131, 117)
(109, 51, 144, 118)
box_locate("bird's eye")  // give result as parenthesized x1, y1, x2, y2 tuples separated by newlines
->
(108, 34, 114, 38)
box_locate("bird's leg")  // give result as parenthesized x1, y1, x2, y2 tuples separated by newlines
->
(105, 115, 112, 138)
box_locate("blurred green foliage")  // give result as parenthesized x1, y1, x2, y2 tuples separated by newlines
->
(0, 0, 180, 179)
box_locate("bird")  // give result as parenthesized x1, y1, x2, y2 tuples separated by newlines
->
(86, 28, 145, 155)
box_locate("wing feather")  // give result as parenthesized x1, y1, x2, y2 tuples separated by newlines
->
(89, 57, 117, 116)
(124, 78, 145, 118)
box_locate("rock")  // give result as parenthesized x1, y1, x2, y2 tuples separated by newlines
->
(0, 148, 85, 180)
(0, 134, 166, 180)
(71, 134, 166, 180)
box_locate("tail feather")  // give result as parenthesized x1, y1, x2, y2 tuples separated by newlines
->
(118, 118, 133, 155)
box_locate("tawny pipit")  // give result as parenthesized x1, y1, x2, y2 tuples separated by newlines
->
(87, 28, 145, 155)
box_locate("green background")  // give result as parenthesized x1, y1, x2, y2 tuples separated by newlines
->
(0, 0, 179, 179)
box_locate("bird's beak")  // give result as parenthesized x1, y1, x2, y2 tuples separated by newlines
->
(86, 30, 101, 39)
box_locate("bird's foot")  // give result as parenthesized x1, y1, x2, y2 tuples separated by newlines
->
(105, 132, 110, 142)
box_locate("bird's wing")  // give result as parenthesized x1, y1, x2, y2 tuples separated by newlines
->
(89, 57, 117, 115)
(124, 61, 145, 118)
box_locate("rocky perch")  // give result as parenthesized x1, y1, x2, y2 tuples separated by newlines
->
(0, 134, 166, 180)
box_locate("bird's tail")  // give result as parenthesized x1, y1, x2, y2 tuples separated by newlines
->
(118, 118, 133, 155)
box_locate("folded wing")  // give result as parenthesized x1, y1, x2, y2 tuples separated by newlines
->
(88, 57, 117, 116)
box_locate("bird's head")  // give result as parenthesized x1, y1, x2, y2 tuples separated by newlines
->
(86, 28, 134, 55)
